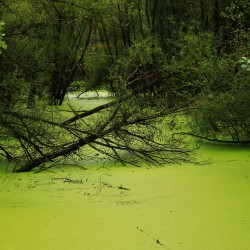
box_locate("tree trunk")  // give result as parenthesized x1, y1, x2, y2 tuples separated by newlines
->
(151, 0, 159, 35)
(137, 0, 144, 38)
(145, 0, 151, 29)
(15, 135, 99, 172)
(200, 0, 209, 31)
(213, 0, 220, 34)
(27, 79, 37, 108)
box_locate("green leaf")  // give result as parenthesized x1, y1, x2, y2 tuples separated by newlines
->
(2, 43, 7, 49)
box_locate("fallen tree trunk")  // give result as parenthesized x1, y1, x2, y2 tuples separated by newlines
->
(15, 135, 97, 172)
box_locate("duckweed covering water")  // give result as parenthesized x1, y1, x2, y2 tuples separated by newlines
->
(1, 143, 250, 250)
(0, 96, 250, 250)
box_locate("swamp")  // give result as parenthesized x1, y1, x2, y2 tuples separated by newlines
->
(1, 0, 250, 249)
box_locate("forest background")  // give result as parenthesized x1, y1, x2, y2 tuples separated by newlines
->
(0, 0, 250, 172)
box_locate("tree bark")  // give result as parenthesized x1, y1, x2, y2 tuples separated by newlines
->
(15, 135, 98, 172)
(200, 0, 209, 31)
(213, 0, 220, 34)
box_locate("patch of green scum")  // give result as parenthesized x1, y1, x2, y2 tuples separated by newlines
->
(199, 141, 250, 162)
(59, 95, 113, 119)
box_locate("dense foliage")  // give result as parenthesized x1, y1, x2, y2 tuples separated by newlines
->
(0, 22, 7, 54)
(0, 0, 250, 171)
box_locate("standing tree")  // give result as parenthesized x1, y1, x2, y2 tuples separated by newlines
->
(0, 0, 105, 105)
(44, 0, 95, 105)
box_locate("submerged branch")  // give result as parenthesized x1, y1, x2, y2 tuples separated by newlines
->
(180, 132, 250, 144)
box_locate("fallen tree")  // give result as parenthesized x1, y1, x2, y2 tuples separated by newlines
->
(0, 89, 195, 172)
(0, 41, 197, 172)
